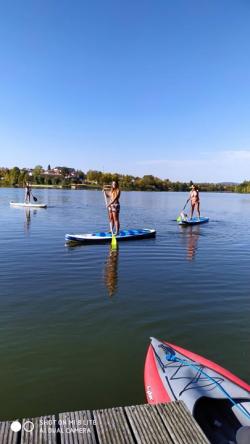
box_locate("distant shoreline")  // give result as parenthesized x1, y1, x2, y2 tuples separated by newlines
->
(0, 184, 247, 193)
(1, 166, 249, 192)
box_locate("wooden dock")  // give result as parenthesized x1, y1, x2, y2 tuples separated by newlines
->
(0, 401, 210, 444)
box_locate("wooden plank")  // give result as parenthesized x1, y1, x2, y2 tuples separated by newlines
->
(156, 402, 210, 444)
(125, 404, 173, 444)
(0, 421, 19, 444)
(20, 415, 57, 444)
(59, 410, 97, 444)
(93, 407, 135, 444)
(1, 401, 210, 444)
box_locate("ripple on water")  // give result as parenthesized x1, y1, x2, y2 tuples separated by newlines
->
(0, 189, 250, 419)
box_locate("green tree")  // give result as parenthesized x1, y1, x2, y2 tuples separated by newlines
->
(33, 165, 43, 176)
(10, 167, 20, 186)
(76, 170, 86, 181)
(86, 170, 102, 183)
(60, 167, 71, 177)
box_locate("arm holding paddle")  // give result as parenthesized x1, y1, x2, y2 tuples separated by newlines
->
(103, 185, 111, 208)
(107, 190, 120, 208)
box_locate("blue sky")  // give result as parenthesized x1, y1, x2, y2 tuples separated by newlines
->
(1, 0, 250, 182)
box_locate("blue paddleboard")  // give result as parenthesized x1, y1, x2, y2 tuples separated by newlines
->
(65, 228, 156, 243)
(178, 217, 209, 226)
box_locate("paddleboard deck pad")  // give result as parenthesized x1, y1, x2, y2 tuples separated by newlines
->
(178, 216, 209, 225)
(10, 202, 47, 208)
(144, 337, 250, 443)
(65, 228, 156, 243)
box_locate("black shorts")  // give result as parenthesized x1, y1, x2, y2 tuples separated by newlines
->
(109, 203, 120, 213)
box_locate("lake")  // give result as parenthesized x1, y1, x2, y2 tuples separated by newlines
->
(0, 188, 250, 420)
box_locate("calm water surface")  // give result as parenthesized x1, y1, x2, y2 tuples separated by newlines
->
(0, 188, 250, 420)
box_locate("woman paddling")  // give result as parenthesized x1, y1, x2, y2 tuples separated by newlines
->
(103, 181, 121, 235)
(24, 182, 32, 203)
(188, 184, 200, 219)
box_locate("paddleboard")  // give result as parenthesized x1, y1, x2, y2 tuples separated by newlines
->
(10, 202, 47, 208)
(65, 228, 156, 243)
(145, 337, 250, 443)
(178, 216, 209, 225)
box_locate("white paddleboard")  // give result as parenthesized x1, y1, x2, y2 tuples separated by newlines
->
(10, 201, 47, 208)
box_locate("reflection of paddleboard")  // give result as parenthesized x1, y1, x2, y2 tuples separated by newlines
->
(65, 228, 156, 243)
(178, 217, 209, 225)
(145, 337, 250, 443)
(10, 202, 47, 208)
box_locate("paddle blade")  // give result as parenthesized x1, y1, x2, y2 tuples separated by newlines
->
(33, 196, 38, 202)
(111, 234, 117, 250)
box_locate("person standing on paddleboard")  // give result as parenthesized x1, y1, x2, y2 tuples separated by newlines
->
(188, 184, 200, 219)
(103, 181, 121, 235)
(24, 181, 32, 203)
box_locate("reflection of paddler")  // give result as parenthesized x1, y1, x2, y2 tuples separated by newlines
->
(104, 246, 119, 297)
(180, 225, 200, 261)
(25, 208, 31, 232)
(186, 226, 200, 261)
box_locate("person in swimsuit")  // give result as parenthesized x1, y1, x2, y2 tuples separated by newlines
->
(188, 184, 200, 219)
(24, 182, 31, 203)
(103, 181, 121, 235)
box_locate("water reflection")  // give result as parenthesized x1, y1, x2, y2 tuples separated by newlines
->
(180, 226, 200, 261)
(64, 242, 119, 296)
(104, 246, 119, 297)
(24, 208, 32, 232)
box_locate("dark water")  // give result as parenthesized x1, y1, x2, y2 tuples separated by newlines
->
(0, 188, 250, 420)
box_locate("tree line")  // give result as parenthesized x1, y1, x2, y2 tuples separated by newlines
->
(0, 165, 246, 192)
(236, 181, 250, 193)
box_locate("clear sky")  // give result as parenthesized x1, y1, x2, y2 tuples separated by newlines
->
(1, 0, 250, 182)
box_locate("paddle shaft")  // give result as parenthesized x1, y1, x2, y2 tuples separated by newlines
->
(103, 186, 117, 249)
(103, 190, 113, 234)
(183, 199, 189, 210)
(177, 198, 189, 221)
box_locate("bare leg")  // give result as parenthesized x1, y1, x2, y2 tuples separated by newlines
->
(197, 202, 200, 218)
(25, 191, 30, 203)
(109, 211, 115, 232)
(191, 203, 195, 219)
(113, 212, 120, 234)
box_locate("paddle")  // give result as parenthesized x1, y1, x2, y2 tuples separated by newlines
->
(31, 192, 38, 202)
(177, 199, 189, 222)
(103, 186, 117, 250)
